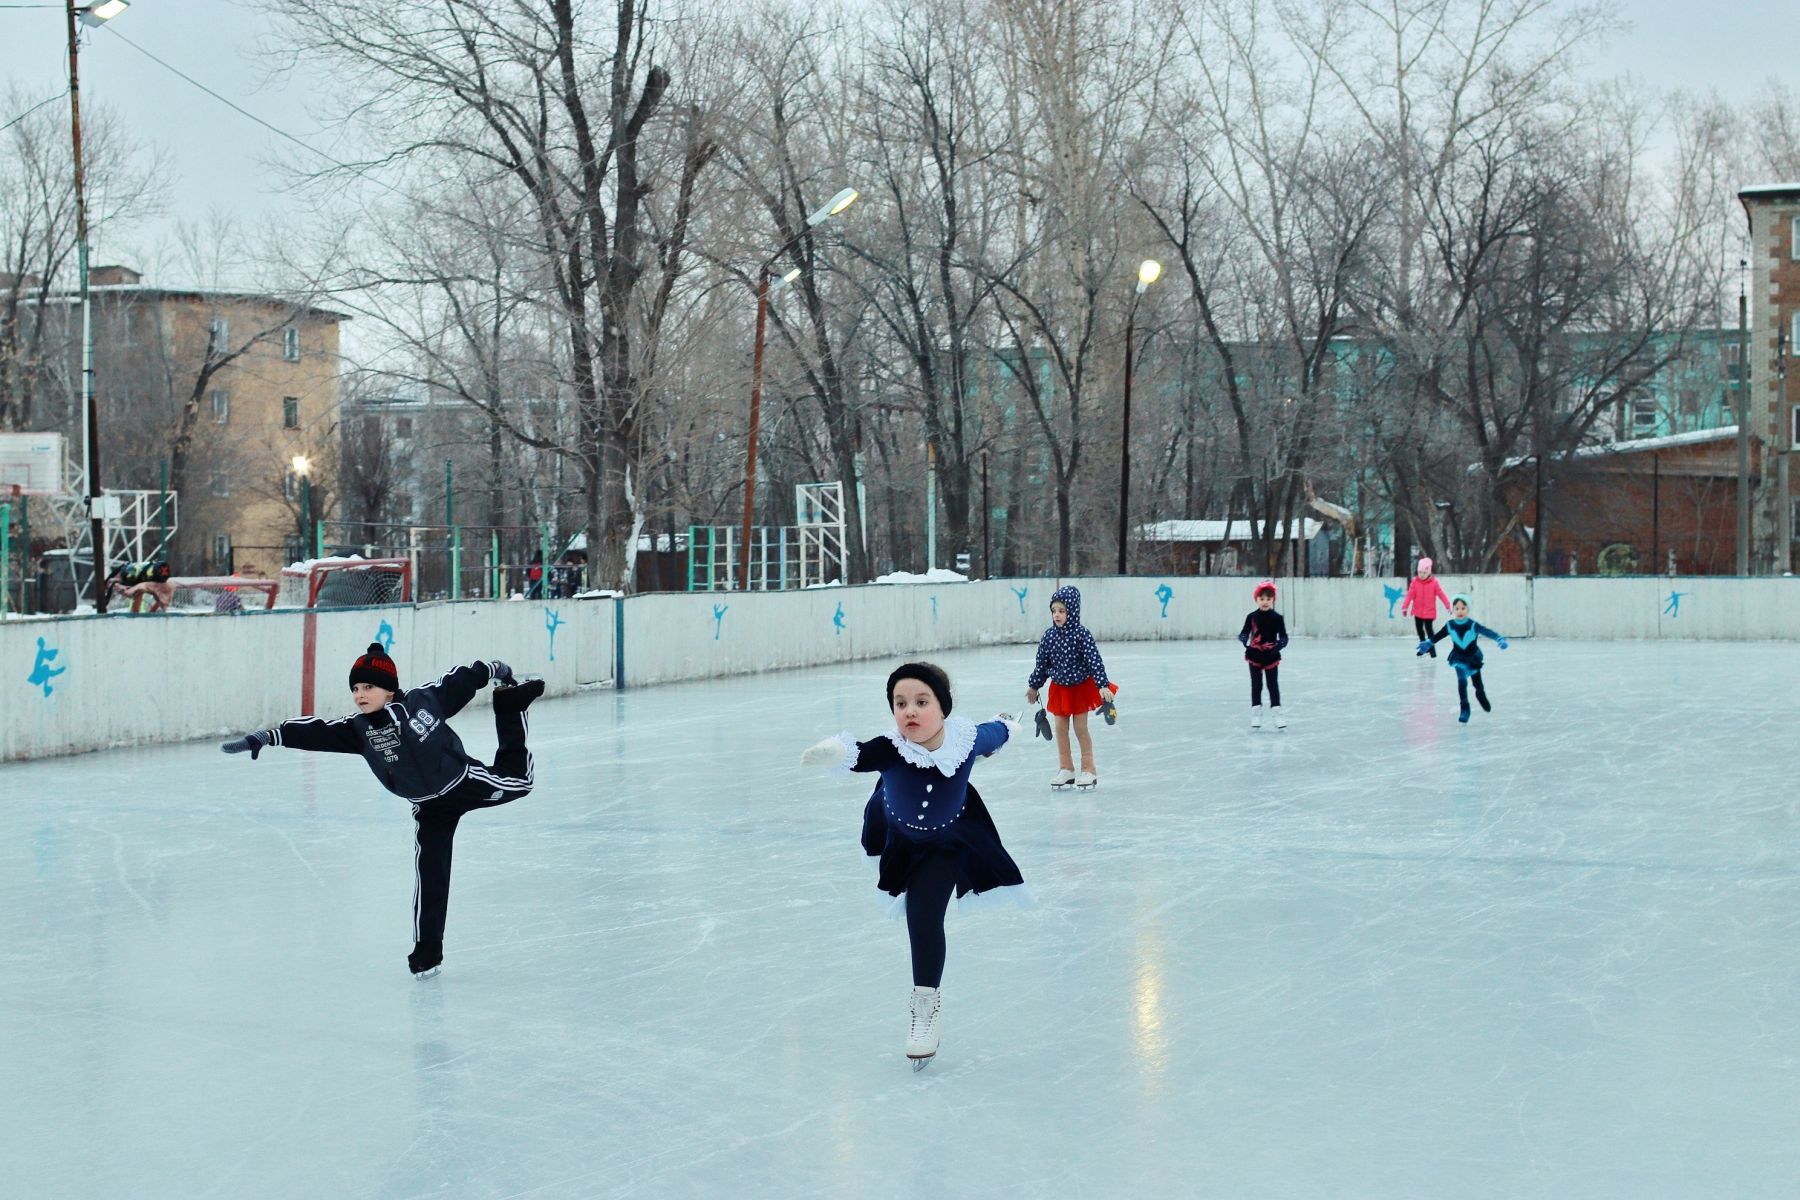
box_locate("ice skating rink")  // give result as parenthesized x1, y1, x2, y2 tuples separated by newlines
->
(3, 638, 1797, 1198)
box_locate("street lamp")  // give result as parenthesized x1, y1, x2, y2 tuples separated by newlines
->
(739, 187, 861, 590)
(292, 455, 312, 561)
(1117, 258, 1162, 573)
(64, 0, 130, 610)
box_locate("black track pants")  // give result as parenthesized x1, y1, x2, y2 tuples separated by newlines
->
(410, 696, 535, 944)
(1415, 616, 1439, 653)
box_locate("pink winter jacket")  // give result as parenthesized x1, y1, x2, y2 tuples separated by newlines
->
(1401, 575, 1451, 619)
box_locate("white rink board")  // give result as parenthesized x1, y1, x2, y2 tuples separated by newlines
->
(4, 575, 1798, 760)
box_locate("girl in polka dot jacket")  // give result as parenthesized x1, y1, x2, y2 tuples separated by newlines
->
(1025, 585, 1118, 790)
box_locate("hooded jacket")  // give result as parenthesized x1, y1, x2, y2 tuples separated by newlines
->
(1401, 573, 1451, 619)
(1027, 585, 1111, 691)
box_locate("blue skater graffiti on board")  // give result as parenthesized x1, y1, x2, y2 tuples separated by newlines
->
(1664, 590, 1688, 618)
(930, 595, 939, 623)
(27, 637, 65, 697)
(1155, 583, 1173, 618)
(833, 602, 847, 635)
(712, 603, 728, 641)
(545, 607, 566, 659)
(1382, 583, 1404, 618)
(374, 619, 397, 652)
(1011, 586, 1029, 614)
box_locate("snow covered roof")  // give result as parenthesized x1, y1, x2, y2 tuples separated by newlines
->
(1496, 425, 1739, 470)
(1738, 183, 1800, 199)
(1136, 519, 1323, 543)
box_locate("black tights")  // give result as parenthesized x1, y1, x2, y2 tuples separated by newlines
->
(1456, 669, 1490, 712)
(905, 853, 958, 988)
(1415, 616, 1439, 653)
(1249, 664, 1281, 708)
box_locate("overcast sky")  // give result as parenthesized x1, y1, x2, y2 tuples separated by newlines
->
(2, 0, 1792, 283)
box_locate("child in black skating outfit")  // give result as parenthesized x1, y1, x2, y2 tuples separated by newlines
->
(1237, 579, 1289, 729)
(222, 643, 545, 978)
(1025, 585, 1118, 790)
(802, 662, 1026, 1070)
(1417, 594, 1508, 723)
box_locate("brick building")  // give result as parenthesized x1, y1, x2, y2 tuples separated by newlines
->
(1738, 183, 1800, 573)
(34, 265, 348, 575)
(1496, 428, 1750, 575)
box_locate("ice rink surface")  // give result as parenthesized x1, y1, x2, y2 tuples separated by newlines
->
(3, 637, 1798, 1199)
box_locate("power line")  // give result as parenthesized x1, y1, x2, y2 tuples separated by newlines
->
(100, 22, 401, 196)
(0, 88, 66, 135)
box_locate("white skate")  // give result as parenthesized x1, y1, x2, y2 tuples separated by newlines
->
(1273, 708, 1287, 730)
(907, 985, 942, 1070)
(1050, 768, 1077, 790)
(1250, 705, 1263, 730)
(1074, 771, 1098, 790)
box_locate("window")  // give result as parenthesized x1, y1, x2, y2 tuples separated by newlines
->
(1792, 215, 1800, 260)
(212, 533, 232, 571)
(210, 472, 230, 497)
(211, 389, 230, 425)
(282, 470, 298, 501)
(395, 416, 413, 439)
(1790, 310, 1799, 359)
(283, 325, 300, 361)
(283, 396, 300, 429)
(209, 317, 229, 354)
(1631, 399, 1659, 435)
(1791, 403, 1800, 449)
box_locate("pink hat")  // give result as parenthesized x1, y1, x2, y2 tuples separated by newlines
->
(1417, 557, 1433, 575)
(1253, 579, 1277, 600)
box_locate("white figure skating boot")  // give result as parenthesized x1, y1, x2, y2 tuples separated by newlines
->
(1074, 770, 1098, 790)
(907, 985, 942, 1070)
(1273, 707, 1287, 730)
(1050, 768, 1077, 790)
(1250, 705, 1264, 730)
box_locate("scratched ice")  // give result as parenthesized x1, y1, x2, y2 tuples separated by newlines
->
(3, 640, 1797, 1198)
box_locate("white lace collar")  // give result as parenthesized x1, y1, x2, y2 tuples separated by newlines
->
(883, 715, 978, 776)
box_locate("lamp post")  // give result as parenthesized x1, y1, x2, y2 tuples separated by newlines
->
(64, 0, 130, 609)
(1117, 258, 1162, 574)
(292, 455, 312, 562)
(739, 187, 860, 590)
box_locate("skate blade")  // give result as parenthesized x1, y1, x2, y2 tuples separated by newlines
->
(1075, 782, 1098, 791)
(909, 1054, 934, 1072)
(412, 966, 441, 980)
(1051, 782, 1075, 790)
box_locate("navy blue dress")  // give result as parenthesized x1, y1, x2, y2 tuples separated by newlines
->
(835, 717, 1027, 906)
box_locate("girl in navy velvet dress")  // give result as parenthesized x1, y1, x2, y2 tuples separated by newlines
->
(802, 662, 1026, 1070)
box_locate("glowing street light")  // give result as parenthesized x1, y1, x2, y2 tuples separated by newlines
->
(1119, 259, 1163, 572)
(739, 186, 861, 589)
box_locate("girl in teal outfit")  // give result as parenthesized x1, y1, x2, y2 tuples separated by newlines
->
(1418, 594, 1509, 723)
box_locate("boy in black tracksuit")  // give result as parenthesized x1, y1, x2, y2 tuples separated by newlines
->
(222, 642, 544, 978)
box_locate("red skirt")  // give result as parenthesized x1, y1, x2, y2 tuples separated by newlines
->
(1047, 677, 1104, 717)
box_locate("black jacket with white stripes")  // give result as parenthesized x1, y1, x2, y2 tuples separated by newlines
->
(263, 661, 505, 802)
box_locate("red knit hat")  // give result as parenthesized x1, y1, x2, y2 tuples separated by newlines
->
(349, 642, 399, 692)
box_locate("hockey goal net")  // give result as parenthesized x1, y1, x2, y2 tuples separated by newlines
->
(279, 557, 412, 609)
(165, 576, 280, 613)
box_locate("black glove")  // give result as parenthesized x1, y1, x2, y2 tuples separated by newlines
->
(221, 732, 269, 760)
(1034, 708, 1053, 741)
(491, 661, 516, 686)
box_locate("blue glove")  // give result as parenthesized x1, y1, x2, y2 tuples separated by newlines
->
(221, 732, 269, 760)
(1497, 637, 1509, 650)
(491, 661, 516, 686)
(1415, 641, 1433, 656)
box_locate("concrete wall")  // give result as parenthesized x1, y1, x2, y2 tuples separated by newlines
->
(4, 576, 1791, 761)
